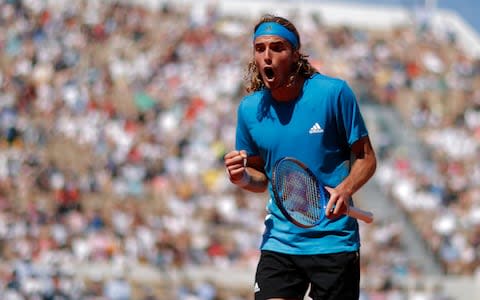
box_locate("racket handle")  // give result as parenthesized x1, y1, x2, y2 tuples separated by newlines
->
(347, 206, 374, 224)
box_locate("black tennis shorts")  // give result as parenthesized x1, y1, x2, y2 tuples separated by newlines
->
(254, 250, 360, 300)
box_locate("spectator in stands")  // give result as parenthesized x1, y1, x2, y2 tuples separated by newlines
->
(1, 0, 479, 298)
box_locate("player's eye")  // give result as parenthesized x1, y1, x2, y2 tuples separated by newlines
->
(270, 43, 286, 52)
(255, 44, 266, 52)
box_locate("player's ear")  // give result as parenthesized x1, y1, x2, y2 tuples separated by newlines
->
(292, 49, 300, 62)
(289, 50, 299, 70)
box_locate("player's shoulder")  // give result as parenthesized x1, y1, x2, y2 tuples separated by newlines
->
(309, 73, 349, 91)
(239, 89, 265, 107)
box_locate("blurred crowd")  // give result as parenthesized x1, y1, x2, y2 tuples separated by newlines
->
(0, 0, 478, 299)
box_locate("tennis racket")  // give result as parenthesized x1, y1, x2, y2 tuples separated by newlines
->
(271, 157, 374, 228)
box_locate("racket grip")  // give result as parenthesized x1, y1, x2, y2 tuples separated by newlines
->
(347, 206, 374, 224)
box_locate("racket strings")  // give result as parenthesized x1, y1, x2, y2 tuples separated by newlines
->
(275, 163, 323, 226)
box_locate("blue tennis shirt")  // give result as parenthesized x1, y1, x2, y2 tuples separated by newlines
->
(235, 73, 369, 255)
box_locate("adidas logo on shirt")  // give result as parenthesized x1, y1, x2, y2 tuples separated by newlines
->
(309, 122, 324, 134)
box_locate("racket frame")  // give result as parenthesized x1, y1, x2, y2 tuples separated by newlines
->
(272, 157, 327, 228)
(272, 157, 374, 227)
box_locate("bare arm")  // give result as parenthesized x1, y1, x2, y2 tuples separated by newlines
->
(325, 136, 377, 218)
(224, 150, 268, 193)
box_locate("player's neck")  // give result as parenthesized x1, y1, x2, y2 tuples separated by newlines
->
(271, 76, 304, 102)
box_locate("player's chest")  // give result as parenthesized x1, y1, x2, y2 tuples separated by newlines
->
(251, 102, 333, 150)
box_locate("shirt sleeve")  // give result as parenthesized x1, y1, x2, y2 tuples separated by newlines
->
(337, 81, 369, 146)
(235, 100, 259, 156)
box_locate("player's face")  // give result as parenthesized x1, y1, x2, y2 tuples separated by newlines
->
(254, 35, 297, 90)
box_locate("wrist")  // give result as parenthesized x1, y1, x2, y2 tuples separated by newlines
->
(231, 172, 250, 187)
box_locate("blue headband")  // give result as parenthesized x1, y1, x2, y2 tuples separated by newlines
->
(253, 22, 299, 49)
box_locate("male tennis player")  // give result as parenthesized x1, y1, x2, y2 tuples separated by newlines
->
(224, 14, 377, 300)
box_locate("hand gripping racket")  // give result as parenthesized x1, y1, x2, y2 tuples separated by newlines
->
(271, 157, 374, 228)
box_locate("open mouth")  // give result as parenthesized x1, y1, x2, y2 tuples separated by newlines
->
(264, 67, 275, 80)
